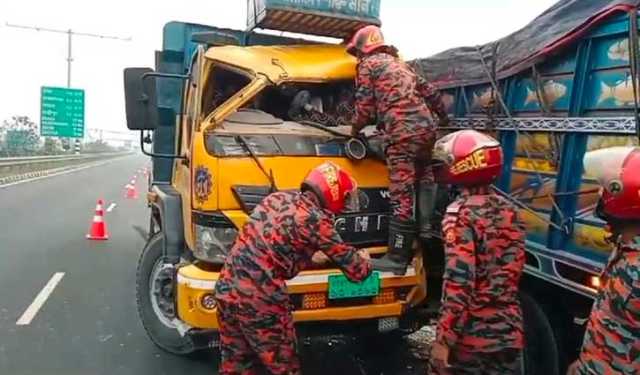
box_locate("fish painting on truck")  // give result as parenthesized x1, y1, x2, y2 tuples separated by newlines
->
(412, 0, 640, 374)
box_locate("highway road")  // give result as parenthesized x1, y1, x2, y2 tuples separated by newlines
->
(0, 155, 217, 374)
(0, 154, 430, 375)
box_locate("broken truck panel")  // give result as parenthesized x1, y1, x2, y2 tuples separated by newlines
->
(126, 12, 429, 356)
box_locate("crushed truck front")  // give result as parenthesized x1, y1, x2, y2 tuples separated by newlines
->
(170, 44, 427, 348)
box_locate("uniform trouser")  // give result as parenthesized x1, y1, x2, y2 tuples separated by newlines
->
(217, 299, 301, 375)
(571, 354, 633, 374)
(385, 134, 435, 223)
(430, 348, 523, 375)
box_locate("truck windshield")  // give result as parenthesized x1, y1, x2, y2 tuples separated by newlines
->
(201, 65, 252, 118)
(244, 80, 357, 127)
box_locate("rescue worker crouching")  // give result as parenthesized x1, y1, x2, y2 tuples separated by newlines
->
(568, 146, 640, 375)
(346, 25, 449, 276)
(214, 162, 373, 375)
(429, 130, 526, 375)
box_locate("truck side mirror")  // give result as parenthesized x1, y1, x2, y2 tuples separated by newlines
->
(124, 67, 159, 130)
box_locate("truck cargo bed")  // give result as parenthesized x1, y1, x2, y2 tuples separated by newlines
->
(247, 0, 381, 38)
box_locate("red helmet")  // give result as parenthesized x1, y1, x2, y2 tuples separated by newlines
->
(432, 130, 503, 186)
(346, 25, 386, 56)
(584, 146, 640, 221)
(302, 162, 359, 214)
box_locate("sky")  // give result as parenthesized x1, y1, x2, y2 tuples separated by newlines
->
(0, 0, 557, 139)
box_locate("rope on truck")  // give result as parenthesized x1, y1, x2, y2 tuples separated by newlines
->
(474, 44, 571, 234)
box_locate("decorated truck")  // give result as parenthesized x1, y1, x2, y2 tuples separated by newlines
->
(413, 0, 640, 373)
(123, 0, 640, 373)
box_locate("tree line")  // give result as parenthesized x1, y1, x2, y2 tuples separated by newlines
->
(0, 115, 119, 157)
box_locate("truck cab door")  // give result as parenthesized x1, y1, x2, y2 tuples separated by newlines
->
(174, 45, 205, 250)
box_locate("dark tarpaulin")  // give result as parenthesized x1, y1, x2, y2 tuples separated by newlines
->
(411, 0, 640, 88)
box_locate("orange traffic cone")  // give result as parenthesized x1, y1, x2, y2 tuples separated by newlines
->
(86, 199, 109, 240)
(125, 179, 138, 199)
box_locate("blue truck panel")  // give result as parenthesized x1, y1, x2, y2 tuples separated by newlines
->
(424, 10, 640, 298)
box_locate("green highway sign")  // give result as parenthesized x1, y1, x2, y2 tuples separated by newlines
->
(40, 86, 85, 138)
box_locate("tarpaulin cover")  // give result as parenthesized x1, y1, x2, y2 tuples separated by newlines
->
(411, 0, 640, 88)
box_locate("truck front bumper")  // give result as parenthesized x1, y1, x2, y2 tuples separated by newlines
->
(176, 261, 424, 331)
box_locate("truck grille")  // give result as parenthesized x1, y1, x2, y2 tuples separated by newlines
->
(232, 185, 390, 247)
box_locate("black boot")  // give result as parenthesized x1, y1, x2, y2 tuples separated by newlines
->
(418, 183, 438, 241)
(371, 219, 417, 275)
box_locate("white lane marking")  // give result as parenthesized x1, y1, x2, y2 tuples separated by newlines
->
(0, 156, 130, 189)
(16, 272, 65, 326)
(106, 203, 117, 212)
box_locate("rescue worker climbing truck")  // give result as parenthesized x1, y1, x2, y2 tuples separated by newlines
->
(123, 0, 431, 359)
(347, 25, 449, 276)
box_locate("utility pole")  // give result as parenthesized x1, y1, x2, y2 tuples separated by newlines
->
(5, 22, 131, 153)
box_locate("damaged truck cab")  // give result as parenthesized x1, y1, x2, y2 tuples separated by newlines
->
(124, 21, 426, 354)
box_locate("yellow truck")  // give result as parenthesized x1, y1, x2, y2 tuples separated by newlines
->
(123, 21, 430, 355)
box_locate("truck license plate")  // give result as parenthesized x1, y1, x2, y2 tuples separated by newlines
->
(328, 272, 380, 300)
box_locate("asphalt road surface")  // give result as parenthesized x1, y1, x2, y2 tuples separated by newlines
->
(0, 154, 432, 375)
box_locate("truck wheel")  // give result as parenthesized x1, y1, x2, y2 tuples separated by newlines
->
(136, 233, 195, 355)
(521, 292, 560, 375)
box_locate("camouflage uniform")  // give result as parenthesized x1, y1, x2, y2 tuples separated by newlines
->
(432, 189, 526, 375)
(572, 237, 640, 375)
(353, 52, 446, 222)
(214, 191, 372, 375)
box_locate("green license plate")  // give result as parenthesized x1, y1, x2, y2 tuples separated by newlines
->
(328, 272, 380, 300)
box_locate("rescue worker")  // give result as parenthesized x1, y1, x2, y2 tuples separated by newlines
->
(568, 146, 640, 375)
(429, 130, 526, 375)
(214, 162, 373, 375)
(346, 25, 449, 275)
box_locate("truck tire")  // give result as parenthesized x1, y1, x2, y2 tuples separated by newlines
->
(521, 292, 560, 375)
(136, 233, 195, 355)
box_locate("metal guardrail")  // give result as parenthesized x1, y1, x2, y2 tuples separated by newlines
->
(0, 152, 130, 167)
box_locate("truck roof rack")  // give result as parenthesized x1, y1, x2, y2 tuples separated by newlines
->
(246, 0, 381, 39)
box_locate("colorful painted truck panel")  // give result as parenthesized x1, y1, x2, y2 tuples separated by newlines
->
(415, 0, 640, 299)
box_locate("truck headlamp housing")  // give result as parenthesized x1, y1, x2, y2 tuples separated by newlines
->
(193, 213, 238, 264)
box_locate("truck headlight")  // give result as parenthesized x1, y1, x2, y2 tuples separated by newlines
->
(194, 224, 238, 264)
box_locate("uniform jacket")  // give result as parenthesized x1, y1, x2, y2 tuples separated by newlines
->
(354, 52, 446, 146)
(437, 191, 526, 353)
(215, 191, 372, 307)
(576, 237, 640, 374)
